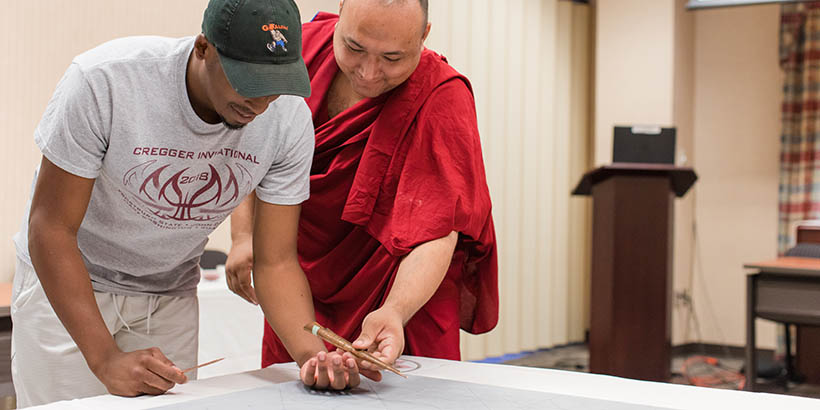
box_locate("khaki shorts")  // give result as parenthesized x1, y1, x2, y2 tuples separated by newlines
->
(10, 257, 199, 408)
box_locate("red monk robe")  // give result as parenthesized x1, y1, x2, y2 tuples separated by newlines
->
(261, 12, 498, 366)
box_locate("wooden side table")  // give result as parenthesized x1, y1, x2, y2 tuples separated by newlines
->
(744, 257, 820, 391)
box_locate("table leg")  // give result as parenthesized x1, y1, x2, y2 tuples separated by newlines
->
(746, 274, 757, 391)
(784, 322, 799, 387)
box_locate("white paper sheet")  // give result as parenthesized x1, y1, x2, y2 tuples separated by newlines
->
(151, 373, 673, 410)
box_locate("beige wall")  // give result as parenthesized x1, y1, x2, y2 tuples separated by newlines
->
(594, 0, 677, 166)
(692, 4, 782, 348)
(595, 1, 783, 349)
(672, 0, 697, 346)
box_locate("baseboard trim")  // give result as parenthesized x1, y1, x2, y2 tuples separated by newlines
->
(473, 342, 775, 364)
(471, 342, 586, 364)
(671, 342, 773, 360)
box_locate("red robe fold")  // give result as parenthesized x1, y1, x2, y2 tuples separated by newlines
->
(262, 12, 498, 366)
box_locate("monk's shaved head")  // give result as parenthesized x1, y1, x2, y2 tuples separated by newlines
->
(340, 0, 428, 36)
(333, 0, 432, 98)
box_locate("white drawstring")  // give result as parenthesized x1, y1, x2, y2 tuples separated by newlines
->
(111, 293, 131, 332)
(111, 293, 160, 337)
(146, 295, 159, 335)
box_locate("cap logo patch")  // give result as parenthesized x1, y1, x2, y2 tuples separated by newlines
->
(262, 23, 289, 53)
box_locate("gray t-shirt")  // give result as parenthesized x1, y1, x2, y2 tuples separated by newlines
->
(13, 36, 314, 297)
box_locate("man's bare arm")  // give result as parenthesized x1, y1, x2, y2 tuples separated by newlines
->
(251, 199, 371, 389)
(231, 191, 255, 243)
(226, 191, 257, 304)
(28, 157, 186, 396)
(251, 200, 325, 365)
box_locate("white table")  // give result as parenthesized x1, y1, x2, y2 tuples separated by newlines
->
(196, 266, 264, 379)
(27, 356, 820, 409)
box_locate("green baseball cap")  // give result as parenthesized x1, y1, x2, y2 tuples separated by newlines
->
(202, 0, 310, 98)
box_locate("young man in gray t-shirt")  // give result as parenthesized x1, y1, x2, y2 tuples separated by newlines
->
(11, 0, 366, 406)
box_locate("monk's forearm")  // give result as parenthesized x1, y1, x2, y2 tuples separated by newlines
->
(231, 191, 256, 243)
(253, 260, 325, 365)
(384, 231, 458, 325)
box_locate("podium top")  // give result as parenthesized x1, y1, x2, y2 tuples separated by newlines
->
(572, 163, 697, 197)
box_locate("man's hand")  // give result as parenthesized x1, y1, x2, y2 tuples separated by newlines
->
(225, 238, 257, 305)
(90, 347, 187, 397)
(299, 350, 364, 390)
(352, 306, 405, 372)
(299, 349, 383, 389)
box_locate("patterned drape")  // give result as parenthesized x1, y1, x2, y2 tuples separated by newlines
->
(779, 2, 820, 253)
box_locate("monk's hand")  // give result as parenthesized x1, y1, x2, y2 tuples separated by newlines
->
(353, 306, 405, 374)
(300, 350, 364, 390)
(225, 238, 257, 305)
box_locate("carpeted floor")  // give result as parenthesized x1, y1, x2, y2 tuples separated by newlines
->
(502, 344, 820, 399)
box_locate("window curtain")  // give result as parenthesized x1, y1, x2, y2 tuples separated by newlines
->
(423, 0, 592, 361)
(779, 2, 820, 253)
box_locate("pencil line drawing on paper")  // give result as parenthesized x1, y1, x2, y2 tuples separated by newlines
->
(153, 374, 674, 410)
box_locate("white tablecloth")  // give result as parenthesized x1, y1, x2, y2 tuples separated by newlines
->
(196, 266, 264, 379)
(21, 266, 820, 409)
(28, 356, 820, 409)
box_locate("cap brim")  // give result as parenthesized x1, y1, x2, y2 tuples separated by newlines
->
(217, 52, 311, 99)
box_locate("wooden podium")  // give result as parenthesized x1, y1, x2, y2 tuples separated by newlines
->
(573, 163, 697, 382)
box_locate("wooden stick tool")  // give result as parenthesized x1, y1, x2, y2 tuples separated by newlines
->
(303, 322, 406, 378)
(181, 357, 224, 374)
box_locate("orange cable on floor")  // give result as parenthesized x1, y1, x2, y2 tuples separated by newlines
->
(681, 355, 746, 390)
